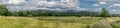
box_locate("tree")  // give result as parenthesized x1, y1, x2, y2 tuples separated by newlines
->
(22, 11, 30, 16)
(0, 5, 9, 16)
(100, 8, 110, 17)
(11, 12, 20, 16)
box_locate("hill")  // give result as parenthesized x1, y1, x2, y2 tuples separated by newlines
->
(28, 10, 100, 16)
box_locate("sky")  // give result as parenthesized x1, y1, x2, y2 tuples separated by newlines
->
(0, 0, 120, 14)
(80, 0, 120, 14)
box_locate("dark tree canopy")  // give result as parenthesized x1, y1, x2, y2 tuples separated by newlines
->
(0, 5, 9, 16)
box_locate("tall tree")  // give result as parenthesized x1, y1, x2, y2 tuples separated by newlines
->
(100, 8, 109, 17)
(0, 5, 9, 16)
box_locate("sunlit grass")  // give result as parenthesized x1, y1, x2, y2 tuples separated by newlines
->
(0, 16, 119, 28)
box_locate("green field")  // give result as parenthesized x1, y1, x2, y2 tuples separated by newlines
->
(0, 16, 120, 28)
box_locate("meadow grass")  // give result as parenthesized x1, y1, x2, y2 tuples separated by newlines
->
(0, 16, 119, 28)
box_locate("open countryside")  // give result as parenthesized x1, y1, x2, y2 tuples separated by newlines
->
(0, 16, 120, 28)
(0, 0, 120, 28)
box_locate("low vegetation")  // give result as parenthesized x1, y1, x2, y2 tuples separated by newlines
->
(0, 16, 102, 28)
(0, 16, 120, 28)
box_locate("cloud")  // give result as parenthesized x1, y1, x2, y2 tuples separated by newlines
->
(1, 0, 80, 11)
(109, 9, 117, 11)
(47, 2, 57, 7)
(7, 6, 25, 11)
(92, 2, 107, 7)
(0, 0, 27, 5)
(99, 2, 107, 4)
(82, 0, 120, 14)
(108, 9, 120, 14)
(93, 4, 99, 6)
(36, 1, 48, 6)
(79, 8, 87, 10)
(108, 4, 120, 8)
(93, 8, 102, 12)
(113, 4, 120, 6)
(36, 1, 59, 7)
(7, 0, 26, 5)
(35, 0, 79, 10)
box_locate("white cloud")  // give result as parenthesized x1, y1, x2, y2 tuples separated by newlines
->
(93, 4, 99, 6)
(36, 1, 48, 6)
(113, 4, 120, 6)
(92, 2, 107, 6)
(3, 0, 80, 11)
(7, 6, 25, 11)
(108, 4, 120, 8)
(8, 0, 26, 4)
(36, 0, 79, 10)
(35, 1, 59, 8)
(0, 0, 27, 5)
(99, 2, 107, 4)
(48, 2, 57, 6)
(60, 0, 79, 7)
(6, 0, 26, 5)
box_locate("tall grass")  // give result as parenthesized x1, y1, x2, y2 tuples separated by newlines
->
(0, 16, 120, 28)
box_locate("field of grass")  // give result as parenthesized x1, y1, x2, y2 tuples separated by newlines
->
(0, 16, 120, 28)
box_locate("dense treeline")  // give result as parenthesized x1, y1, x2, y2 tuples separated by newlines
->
(9, 11, 99, 17)
(1, 5, 119, 17)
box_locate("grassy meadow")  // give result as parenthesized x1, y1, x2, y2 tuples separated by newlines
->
(0, 16, 120, 28)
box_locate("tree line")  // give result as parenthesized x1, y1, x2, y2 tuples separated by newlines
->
(0, 5, 114, 17)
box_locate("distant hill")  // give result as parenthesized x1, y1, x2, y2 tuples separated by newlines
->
(26, 9, 100, 16)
